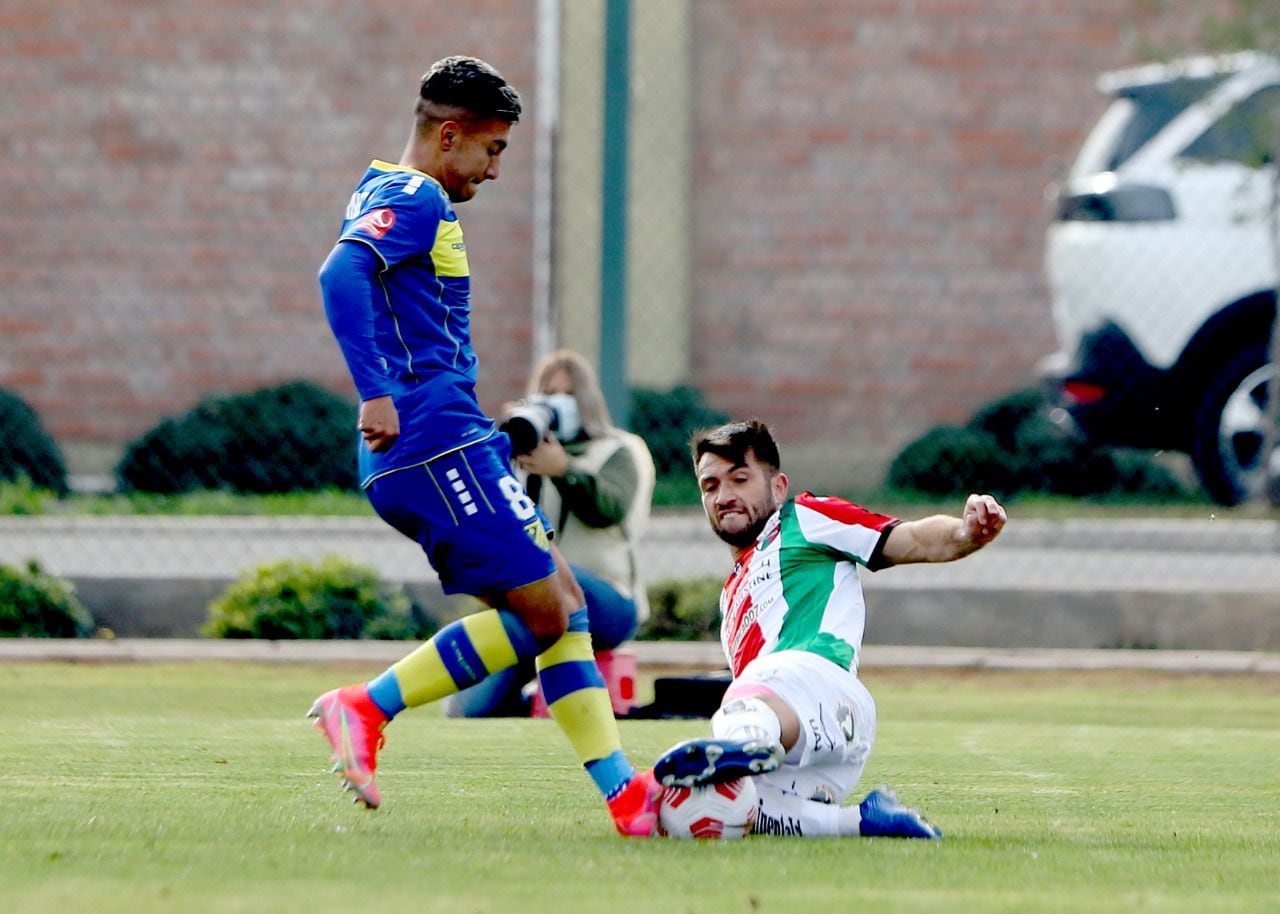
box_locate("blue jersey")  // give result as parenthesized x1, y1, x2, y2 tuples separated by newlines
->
(323, 160, 497, 486)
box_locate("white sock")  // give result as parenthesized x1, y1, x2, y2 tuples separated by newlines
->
(752, 780, 862, 837)
(711, 696, 783, 746)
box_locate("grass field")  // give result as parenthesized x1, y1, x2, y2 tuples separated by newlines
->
(2, 662, 1277, 914)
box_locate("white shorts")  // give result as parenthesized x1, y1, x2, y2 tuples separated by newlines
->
(726, 649, 877, 804)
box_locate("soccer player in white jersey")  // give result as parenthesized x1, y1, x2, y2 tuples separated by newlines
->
(653, 419, 1007, 838)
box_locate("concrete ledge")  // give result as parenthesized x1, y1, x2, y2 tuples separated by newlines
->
(4, 514, 1278, 651)
(0, 638, 1276, 674)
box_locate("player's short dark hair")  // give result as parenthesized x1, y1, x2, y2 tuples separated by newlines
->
(691, 419, 781, 473)
(417, 56, 522, 124)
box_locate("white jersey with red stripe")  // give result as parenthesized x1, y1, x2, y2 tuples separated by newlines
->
(719, 492, 899, 677)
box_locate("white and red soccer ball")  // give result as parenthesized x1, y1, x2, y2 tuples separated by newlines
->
(657, 777, 759, 840)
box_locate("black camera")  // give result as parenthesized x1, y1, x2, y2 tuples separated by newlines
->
(500, 393, 581, 455)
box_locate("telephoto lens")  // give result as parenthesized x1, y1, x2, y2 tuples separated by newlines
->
(500, 401, 555, 455)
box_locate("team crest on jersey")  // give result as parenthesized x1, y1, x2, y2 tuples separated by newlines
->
(755, 514, 781, 549)
(835, 701, 857, 743)
(523, 519, 550, 552)
(354, 207, 396, 239)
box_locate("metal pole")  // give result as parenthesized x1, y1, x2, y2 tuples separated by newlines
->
(600, 0, 630, 425)
(530, 0, 562, 366)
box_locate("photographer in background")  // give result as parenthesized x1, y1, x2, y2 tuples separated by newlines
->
(446, 349, 656, 718)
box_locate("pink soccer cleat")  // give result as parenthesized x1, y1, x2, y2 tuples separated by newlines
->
(307, 685, 388, 809)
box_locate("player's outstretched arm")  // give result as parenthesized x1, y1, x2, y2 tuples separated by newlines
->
(880, 493, 1006, 565)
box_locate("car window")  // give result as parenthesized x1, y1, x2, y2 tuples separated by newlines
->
(1104, 78, 1222, 170)
(1181, 86, 1280, 166)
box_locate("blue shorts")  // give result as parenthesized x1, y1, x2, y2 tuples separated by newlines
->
(364, 435, 556, 598)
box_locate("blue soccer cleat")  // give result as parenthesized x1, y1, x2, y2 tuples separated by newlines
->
(858, 786, 942, 839)
(653, 736, 784, 788)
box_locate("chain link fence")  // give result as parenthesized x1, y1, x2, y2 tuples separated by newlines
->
(0, 2, 1277, 649)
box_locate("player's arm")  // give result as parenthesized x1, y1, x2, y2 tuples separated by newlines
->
(554, 442, 637, 528)
(317, 240, 399, 452)
(880, 493, 1006, 565)
(519, 438, 637, 527)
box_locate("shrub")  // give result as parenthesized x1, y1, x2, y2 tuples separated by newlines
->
(204, 553, 424, 637)
(967, 388, 1045, 453)
(887, 388, 1191, 499)
(0, 476, 56, 515)
(629, 385, 729, 479)
(636, 577, 724, 642)
(0, 560, 93, 638)
(885, 426, 1020, 497)
(0, 388, 68, 496)
(117, 381, 359, 494)
(204, 556, 428, 640)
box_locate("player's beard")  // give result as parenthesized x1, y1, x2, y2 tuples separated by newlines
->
(711, 494, 778, 550)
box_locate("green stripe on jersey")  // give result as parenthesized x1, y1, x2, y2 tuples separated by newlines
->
(770, 502, 856, 670)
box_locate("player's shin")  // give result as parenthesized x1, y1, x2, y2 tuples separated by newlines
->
(369, 608, 538, 715)
(712, 693, 785, 747)
(536, 610, 632, 790)
(751, 780, 862, 837)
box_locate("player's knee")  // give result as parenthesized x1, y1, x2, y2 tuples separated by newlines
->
(518, 603, 568, 648)
(505, 575, 576, 647)
(712, 695, 784, 746)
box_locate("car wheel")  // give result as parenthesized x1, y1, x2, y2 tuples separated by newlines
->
(1189, 344, 1277, 506)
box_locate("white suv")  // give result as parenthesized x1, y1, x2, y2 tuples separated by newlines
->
(1042, 52, 1279, 505)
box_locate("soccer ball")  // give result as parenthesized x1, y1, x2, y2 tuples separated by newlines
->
(657, 777, 759, 840)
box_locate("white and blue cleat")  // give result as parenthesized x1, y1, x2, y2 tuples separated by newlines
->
(858, 786, 942, 839)
(653, 736, 784, 787)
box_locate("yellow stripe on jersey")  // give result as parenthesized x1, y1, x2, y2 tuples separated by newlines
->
(369, 159, 430, 177)
(431, 218, 469, 278)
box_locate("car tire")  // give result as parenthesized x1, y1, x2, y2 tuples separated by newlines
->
(1189, 343, 1276, 506)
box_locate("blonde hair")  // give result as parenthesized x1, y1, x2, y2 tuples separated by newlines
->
(527, 349, 613, 439)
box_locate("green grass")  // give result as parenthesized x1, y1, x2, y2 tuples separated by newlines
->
(1, 663, 1277, 913)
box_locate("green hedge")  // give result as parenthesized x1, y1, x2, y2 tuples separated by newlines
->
(0, 560, 93, 638)
(637, 577, 724, 641)
(887, 388, 1188, 499)
(0, 388, 68, 496)
(117, 381, 359, 495)
(204, 556, 430, 640)
(629, 386, 729, 479)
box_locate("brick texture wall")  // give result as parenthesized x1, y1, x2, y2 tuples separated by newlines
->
(688, 0, 1199, 487)
(0, 0, 538, 459)
(0, 0, 1202, 484)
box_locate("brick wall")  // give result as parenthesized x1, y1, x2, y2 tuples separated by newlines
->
(0, 1, 538, 462)
(688, 0, 1200, 487)
(0, 0, 1204, 484)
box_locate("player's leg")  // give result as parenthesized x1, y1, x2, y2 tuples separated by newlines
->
(570, 565, 639, 650)
(443, 566, 636, 719)
(652, 683, 788, 787)
(719, 653, 938, 838)
(308, 444, 557, 808)
(527, 545, 661, 836)
(443, 661, 533, 718)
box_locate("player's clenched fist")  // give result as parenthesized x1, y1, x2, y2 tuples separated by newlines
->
(962, 493, 1006, 546)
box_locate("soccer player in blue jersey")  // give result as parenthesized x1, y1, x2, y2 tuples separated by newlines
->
(308, 56, 662, 836)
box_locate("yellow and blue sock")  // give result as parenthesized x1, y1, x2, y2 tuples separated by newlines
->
(536, 608, 635, 800)
(365, 608, 538, 718)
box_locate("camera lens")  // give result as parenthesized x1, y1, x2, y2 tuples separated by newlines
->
(500, 402, 555, 455)
(502, 416, 541, 454)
